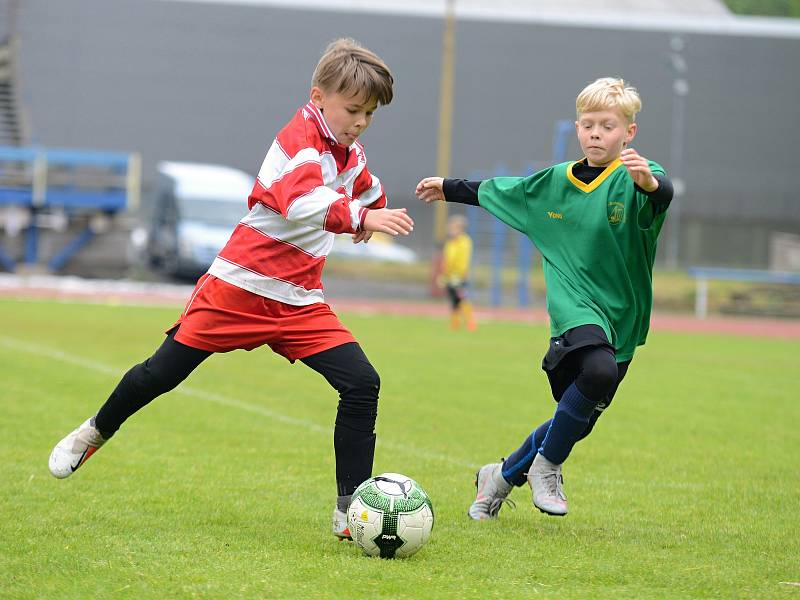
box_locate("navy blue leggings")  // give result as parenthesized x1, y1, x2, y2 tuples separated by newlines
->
(501, 345, 629, 486)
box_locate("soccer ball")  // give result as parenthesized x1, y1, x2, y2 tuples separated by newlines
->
(347, 473, 434, 559)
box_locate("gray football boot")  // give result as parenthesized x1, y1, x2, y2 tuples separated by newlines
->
(527, 453, 568, 516)
(468, 462, 514, 520)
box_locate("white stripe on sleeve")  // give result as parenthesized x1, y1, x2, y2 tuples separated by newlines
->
(357, 174, 384, 207)
(286, 185, 345, 229)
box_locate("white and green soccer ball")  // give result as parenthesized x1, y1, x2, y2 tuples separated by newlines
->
(347, 473, 434, 559)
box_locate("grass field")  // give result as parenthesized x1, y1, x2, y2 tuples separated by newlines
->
(1, 297, 798, 599)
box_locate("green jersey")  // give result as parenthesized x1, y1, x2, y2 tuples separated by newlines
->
(477, 158, 668, 361)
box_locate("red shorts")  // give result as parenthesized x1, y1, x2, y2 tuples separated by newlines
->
(169, 274, 356, 362)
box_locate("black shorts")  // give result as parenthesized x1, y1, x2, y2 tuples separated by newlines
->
(445, 283, 468, 309)
(541, 324, 621, 402)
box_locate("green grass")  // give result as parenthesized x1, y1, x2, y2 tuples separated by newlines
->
(1, 298, 798, 599)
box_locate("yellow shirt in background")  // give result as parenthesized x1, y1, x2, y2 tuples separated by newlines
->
(443, 233, 472, 283)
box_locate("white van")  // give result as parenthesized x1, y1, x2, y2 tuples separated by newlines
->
(147, 161, 252, 278)
(142, 160, 418, 279)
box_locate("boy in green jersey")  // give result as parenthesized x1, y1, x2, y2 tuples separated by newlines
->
(416, 77, 673, 518)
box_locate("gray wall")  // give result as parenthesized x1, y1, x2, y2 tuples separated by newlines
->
(16, 0, 800, 265)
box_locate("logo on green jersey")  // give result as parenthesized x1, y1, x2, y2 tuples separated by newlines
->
(608, 201, 625, 225)
(547, 211, 563, 220)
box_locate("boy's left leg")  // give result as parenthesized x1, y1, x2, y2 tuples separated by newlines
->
(301, 342, 380, 540)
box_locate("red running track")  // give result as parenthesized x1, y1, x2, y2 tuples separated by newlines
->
(1, 276, 799, 340)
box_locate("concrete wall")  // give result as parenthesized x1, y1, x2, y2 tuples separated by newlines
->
(13, 0, 800, 267)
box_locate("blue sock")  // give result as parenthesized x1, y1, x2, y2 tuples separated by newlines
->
(502, 420, 551, 486)
(539, 383, 597, 464)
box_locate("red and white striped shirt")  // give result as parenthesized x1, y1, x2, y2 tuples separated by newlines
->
(208, 102, 387, 305)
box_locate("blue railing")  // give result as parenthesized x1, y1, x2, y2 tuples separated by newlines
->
(0, 145, 141, 271)
(688, 266, 800, 318)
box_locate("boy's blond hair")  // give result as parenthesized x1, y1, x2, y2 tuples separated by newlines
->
(576, 77, 642, 123)
(312, 38, 394, 106)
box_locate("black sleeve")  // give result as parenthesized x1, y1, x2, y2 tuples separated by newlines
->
(442, 179, 482, 206)
(636, 174, 673, 209)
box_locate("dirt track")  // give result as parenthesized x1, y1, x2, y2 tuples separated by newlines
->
(2, 274, 799, 340)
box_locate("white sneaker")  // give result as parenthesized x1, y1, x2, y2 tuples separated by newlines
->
(468, 462, 514, 520)
(527, 453, 568, 516)
(332, 507, 352, 541)
(48, 418, 108, 479)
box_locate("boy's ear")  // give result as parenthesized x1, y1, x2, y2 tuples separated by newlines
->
(624, 122, 638, 146)
(310, 86, 325, 108)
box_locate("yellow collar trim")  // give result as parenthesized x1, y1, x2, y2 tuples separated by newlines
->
(566, 158, 623, 193)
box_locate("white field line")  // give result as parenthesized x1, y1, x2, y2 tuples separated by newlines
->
(1, 335, 707, 491)
(0, 335, 477, 470)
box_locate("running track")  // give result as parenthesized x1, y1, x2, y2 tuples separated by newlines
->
(1, 274, 799, 340)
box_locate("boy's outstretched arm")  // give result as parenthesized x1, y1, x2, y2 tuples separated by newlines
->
(416, 177, 482, 205)
(418, 174, 531, 233)
(415, 177, 446, 203)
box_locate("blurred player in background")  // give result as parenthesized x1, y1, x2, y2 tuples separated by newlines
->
(442, 214, 477, 331)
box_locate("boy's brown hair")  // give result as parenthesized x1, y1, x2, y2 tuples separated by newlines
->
(312, 38, 394, 106)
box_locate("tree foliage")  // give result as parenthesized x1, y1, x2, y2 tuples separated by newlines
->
(723, 0, 800, 17)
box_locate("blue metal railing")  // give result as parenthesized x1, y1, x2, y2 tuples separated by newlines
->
(688, 266, 800, 318)
(0, 145, 141, 271)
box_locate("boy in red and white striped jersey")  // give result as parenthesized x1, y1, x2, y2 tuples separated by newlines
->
(48, 39, 412, 541)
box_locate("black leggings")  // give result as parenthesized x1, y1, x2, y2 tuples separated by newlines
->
(564, 345, 629, 440)
(95, 330, 380, 496)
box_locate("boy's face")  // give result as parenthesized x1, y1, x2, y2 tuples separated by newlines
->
(447, 220, 463, 238)
(575, 109, 637, 167)
(310, 87, 378, 146)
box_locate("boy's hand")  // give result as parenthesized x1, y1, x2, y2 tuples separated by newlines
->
(351, 230, 373, 244)
(415, 177, 446, 203)
(620, 148, 658, 192)
(362, 208, 414, 236)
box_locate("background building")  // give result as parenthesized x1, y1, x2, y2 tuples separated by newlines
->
(5, 0, 800, 270)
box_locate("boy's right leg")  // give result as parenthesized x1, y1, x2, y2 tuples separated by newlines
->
(500, 420, 552, 485)
(49, 329, 211, 478)
(460, 301, 477, 331)
(468, 462, 513, 520)
(467, 419, 551, 520)
(446, 285, 462, 329)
